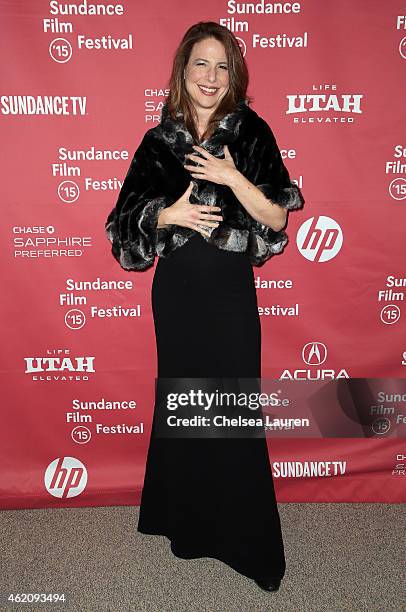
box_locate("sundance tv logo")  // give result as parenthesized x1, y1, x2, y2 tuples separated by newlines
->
(44, 457, 87, 499)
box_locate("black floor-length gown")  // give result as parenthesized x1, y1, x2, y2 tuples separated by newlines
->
(137, 233, 286, 583)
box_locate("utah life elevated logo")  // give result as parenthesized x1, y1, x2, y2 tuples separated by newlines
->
(280, 341, 349, 379)
(286, 84, 364, 124)
(24, 349, 95, 381)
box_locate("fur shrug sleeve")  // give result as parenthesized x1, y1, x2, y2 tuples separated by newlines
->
(105, 134, 173, 271)
(246, 118, 305, 265)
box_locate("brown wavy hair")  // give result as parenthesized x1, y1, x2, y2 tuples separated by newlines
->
(164, 21, 253, 143)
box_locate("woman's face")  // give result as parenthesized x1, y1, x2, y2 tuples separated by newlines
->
(184, 37, 230, 116)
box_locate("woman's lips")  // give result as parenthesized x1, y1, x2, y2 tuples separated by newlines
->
(198, 85, 218, 96)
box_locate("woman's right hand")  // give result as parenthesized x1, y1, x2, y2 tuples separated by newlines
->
(157, 181, 223, 238)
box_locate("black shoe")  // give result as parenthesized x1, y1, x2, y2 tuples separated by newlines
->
(254, 577, 281, 592)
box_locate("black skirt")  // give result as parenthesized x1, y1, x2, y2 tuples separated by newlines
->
(137, 233, 286, 583)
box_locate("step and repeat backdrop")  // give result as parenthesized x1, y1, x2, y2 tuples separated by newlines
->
(1, 1, 405, 508)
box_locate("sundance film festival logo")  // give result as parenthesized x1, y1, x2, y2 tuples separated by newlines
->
(297, 216, 343, 262)
(42, 4, 133, 63)
(280, 341, 349, 379)
(398, 15, 406, 59)
(45, 457, 87, 499)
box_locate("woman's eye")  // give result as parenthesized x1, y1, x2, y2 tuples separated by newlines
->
(195, 62, 228, 70)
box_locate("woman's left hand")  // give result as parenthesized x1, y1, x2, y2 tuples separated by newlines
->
(184, 145, 238, 187)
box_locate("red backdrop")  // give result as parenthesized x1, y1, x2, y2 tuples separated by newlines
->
(1, 0, 405, 508)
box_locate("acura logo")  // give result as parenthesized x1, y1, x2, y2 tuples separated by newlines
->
(302, 342, 327, 366)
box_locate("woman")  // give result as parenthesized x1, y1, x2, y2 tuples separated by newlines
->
(105, 22, 304, 592)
